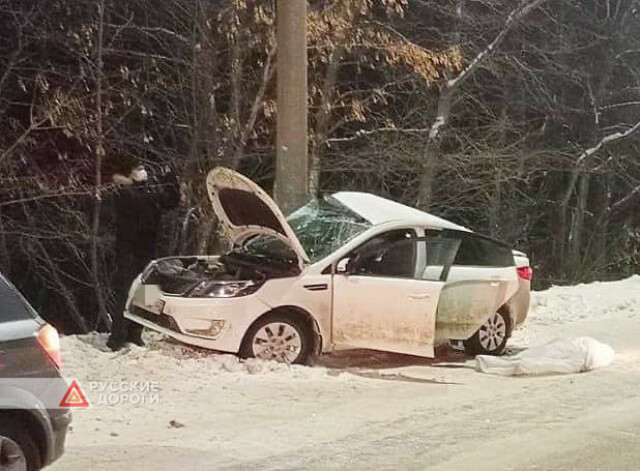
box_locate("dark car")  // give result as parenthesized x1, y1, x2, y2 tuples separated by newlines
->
(0, 273, 71, 470)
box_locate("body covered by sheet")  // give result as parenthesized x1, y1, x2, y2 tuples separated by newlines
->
(475, 337, 614, 376)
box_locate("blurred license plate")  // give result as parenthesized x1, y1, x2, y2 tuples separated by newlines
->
(133, 300, 165, 315)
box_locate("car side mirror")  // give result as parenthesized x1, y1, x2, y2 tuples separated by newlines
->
(336, 257, 351, 275)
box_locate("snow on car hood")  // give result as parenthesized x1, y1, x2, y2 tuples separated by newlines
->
(206, 167, 310, 266)
(331, 192, 470, 231)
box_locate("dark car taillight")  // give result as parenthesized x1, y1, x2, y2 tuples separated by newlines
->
(517, 266, 532, 281)
(37, 323, 62, 369)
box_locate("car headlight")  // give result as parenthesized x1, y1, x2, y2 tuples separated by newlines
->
(188, 280, 260, 298)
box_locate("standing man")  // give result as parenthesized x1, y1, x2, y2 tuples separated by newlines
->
(107, 159, 180, 351)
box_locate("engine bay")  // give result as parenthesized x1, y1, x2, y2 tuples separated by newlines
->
(142, 253, 299, 296)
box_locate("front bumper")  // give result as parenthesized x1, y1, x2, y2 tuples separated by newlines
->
(125, 307, 237, 352)
(124, 287, 271, 353)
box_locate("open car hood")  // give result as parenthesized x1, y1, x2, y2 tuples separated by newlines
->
(206, 167, 310, 266)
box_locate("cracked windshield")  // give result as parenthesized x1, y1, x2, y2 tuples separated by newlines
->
(287, 196, 371, 262)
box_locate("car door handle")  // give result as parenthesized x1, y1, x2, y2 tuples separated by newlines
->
(490, 282, 499, 287)
(304, 283, 328, 291)
(408, 293, 431, 299)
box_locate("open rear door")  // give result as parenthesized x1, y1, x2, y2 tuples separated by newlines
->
(331, 234, 459, 358)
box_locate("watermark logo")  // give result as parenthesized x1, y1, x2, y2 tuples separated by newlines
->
(59, 380, 90, 408)
(0, 378, 160, 409)
(89, 381, 160, 406)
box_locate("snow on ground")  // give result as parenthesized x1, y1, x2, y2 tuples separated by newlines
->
(51, 276, 640, 470)
(511, 275, 640, 344)
(530, 275, 640, 325)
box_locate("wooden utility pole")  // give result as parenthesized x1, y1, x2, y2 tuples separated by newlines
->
(274, 0, 308, 214)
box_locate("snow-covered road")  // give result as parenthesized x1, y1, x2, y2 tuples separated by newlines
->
(50, 276, 640, 470)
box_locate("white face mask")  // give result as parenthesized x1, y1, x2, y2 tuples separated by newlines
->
(131, 168, 148, 183)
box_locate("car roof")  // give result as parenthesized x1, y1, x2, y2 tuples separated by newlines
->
(331, 191, 470, 232)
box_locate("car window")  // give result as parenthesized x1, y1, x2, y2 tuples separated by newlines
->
(350, 229, 417, 278)
(0, 275, 36, 323)
(425, 237, 460, 266)
(442, 230, 514, 267)
(421, 237, 461, 281)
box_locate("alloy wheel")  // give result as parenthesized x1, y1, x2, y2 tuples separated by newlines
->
(252, 322, 302, 363)
(478, 312, 507, 352)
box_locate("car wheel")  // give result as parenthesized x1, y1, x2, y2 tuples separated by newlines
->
(0, 420, 42, 471)
(241, 313, 313, 365)
(464, 311, 509, 356)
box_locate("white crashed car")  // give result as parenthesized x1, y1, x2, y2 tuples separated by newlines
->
(125, 167, 531, 364)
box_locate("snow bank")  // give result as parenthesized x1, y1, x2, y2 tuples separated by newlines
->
(60, 331, 337, 383)
(475, 337, 615, 376)
(529, 275, 640, 326)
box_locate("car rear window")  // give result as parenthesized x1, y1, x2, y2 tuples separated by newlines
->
(0, 275, 36, 323)
(442, 230, 515, 267)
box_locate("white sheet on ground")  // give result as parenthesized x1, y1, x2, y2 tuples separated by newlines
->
(475, 337, 615, 376)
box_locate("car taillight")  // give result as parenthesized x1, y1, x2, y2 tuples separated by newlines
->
(517, 266, 532, 281)
(37, 324, 62, 370)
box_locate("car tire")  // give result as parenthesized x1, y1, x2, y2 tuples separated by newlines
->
(240, 313, 313, 365)
(0, 419, 43, 471)
(464, 310, 510, 356)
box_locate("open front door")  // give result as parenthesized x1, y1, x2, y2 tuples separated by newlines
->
(331, 230, 459, 358)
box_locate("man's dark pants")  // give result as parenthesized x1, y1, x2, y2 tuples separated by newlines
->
(108, 252, 148, 347)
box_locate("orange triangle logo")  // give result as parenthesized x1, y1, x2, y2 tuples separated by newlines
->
(59, 380, 89, 408)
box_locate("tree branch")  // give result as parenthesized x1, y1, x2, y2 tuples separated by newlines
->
(608, 184, 640, 218)
(445, 0, 548, 91)
(233, 42, 277, 164)
(598, 101, 640, 111)
(561, 120, 640, 207)
(326, 126, 433, 144)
